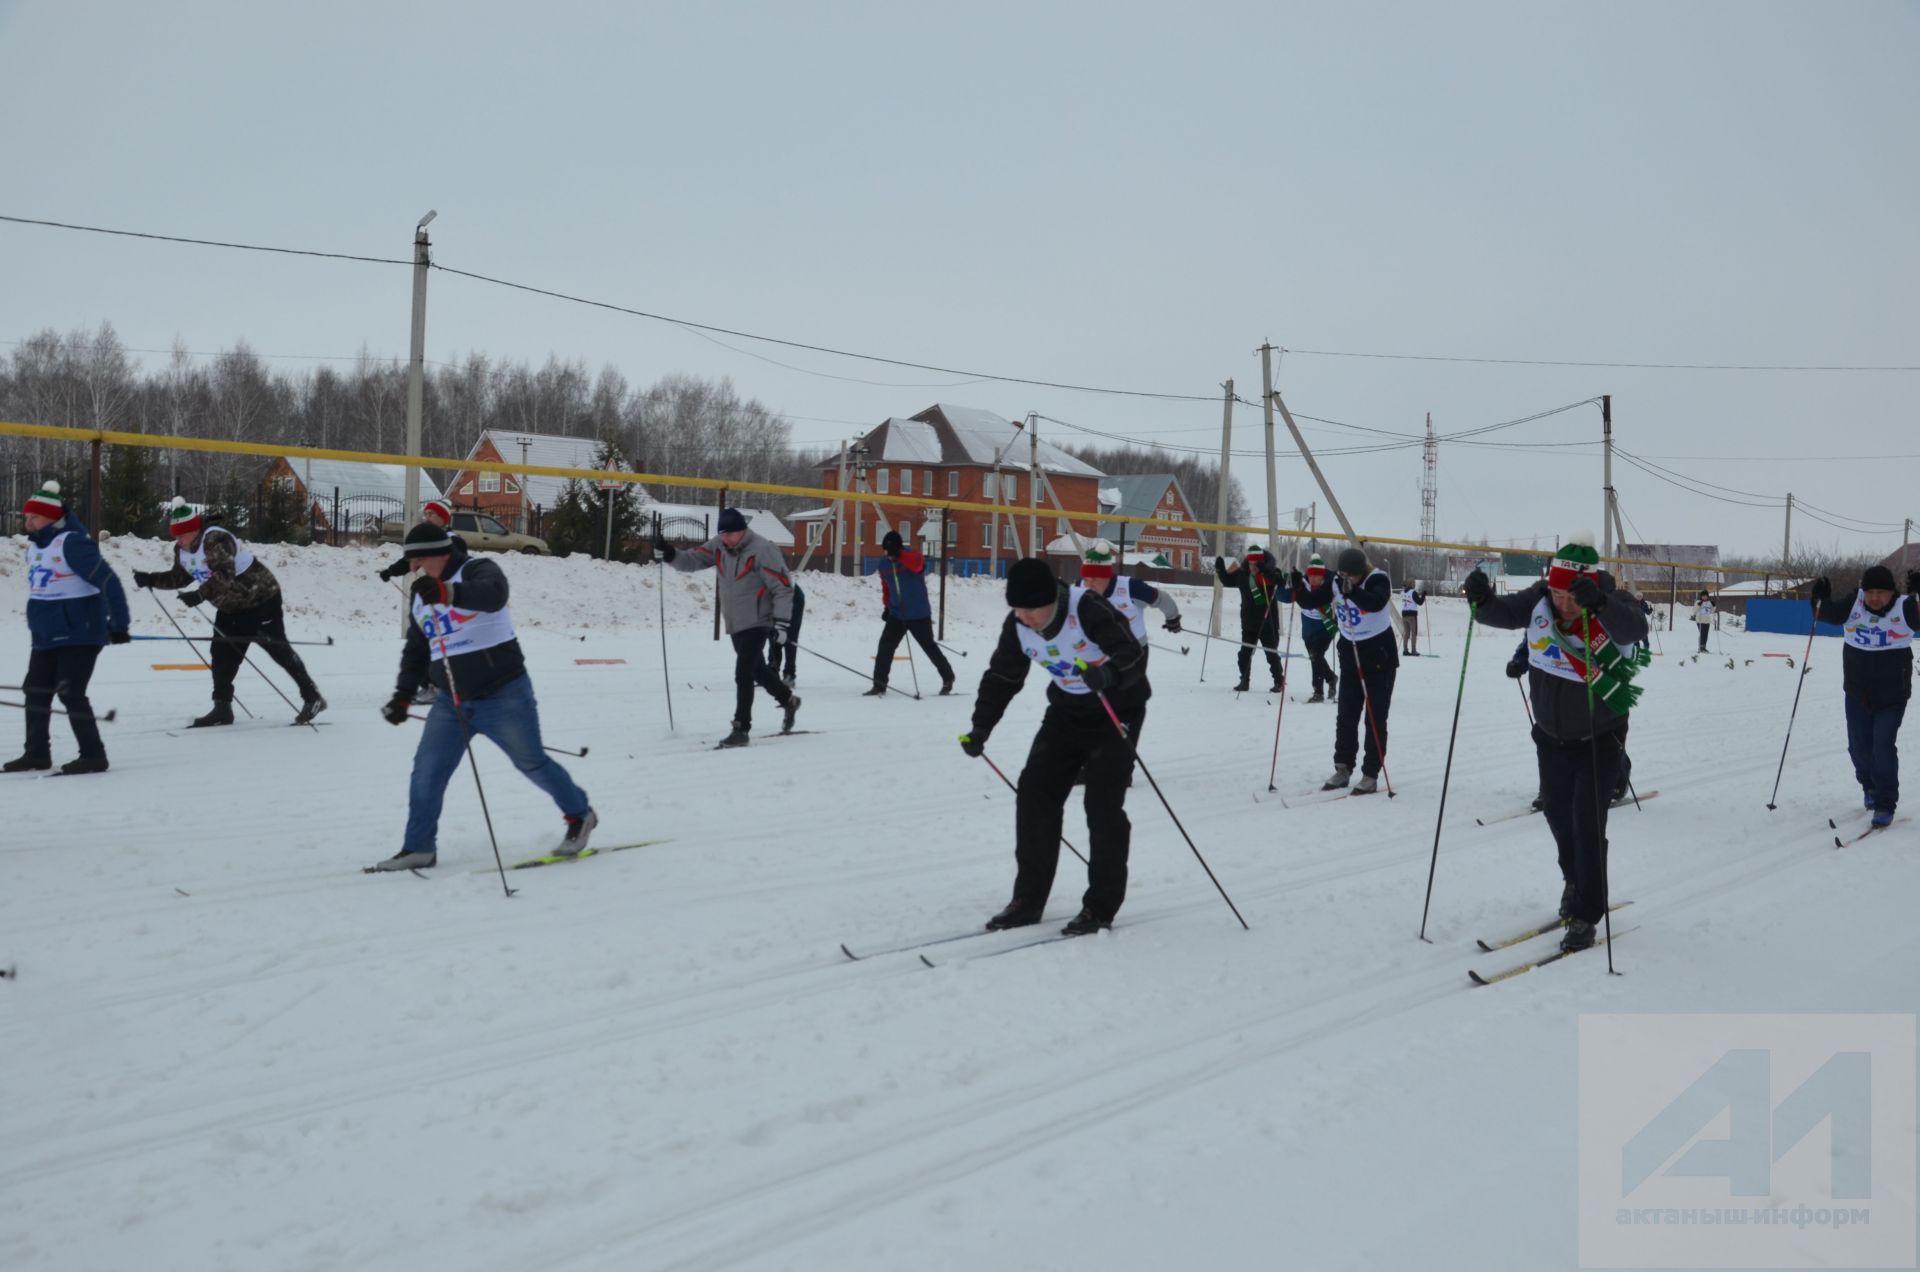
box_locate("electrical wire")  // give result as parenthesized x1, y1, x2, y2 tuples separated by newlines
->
(1282, 345, 1920, 373)
(0, 213, 411, 267)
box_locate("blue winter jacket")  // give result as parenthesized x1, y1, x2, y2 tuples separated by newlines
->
(25, 517, 131, 650)
(876, 549, 933, 622)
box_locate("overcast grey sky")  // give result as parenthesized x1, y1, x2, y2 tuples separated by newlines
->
(3, 0, 1914, 557)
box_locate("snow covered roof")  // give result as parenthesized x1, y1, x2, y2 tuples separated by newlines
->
(908, 405, 1104, 477)
(473, 431, 630, 512)
(861, 419, 946, 465)
(639, 498, 793, 548)
(284, 457, 442, 507)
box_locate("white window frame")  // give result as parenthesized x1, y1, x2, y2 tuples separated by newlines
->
(947, 471, 960, 498)
(874, 518, 888, 546)
(922, 470, 933, 497)
(478, 472, 500, 493)
(875, 469, 889, 495)
(806, 522, 823, 546)
(899, 519, 911, 543)
(1002, 473, 1018, 502)
(900, 469, 911, 494)
(946, 519, 958, 545)
(982, 522, 995, 549)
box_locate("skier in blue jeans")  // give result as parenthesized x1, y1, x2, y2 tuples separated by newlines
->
(1812, 565, 1918, 829)
(369, 522, 596, 871)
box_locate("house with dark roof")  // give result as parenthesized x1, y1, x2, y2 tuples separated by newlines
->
(1091, 474, 1207, 573)
(444, 431, 623, 534)
(799, 404, 1106, 575)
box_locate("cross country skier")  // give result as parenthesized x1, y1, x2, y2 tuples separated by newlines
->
(1692, 591, 1715, 653)
(1293, 546, 1397, 794)
(1811, 565, 1919, 829)
(132, 499, 326, 727)
(1400, 583, 1425, 656)
(958, 557, 1149, 936)
(1214, 544, 1287, 693)
(1465, 534, 1650, 951)
(6, 481, 130, 775)
(864, 530, 954, 697)
(655, 507, 799, 747)
(1298, 553, 1337, 702)
(378, 498, 458, 581)
(369, 522, 596, 871)
(1080, 541, 1180, 669)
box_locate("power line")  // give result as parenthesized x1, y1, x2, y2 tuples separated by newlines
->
(0, 213, 411, 267)
(1282, 345, 1920, 373)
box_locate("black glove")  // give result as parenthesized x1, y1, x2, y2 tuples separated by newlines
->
(880, 608, 891, 622)
(1290, 569, 1307, 593)
(773, 621, 789, 646)
(1213, 556, 1227, 575)
(378, 560, 409, 582)
(1906, 570, 1919, 596)
(958, 732, 986, 758)
(1505, 648, 1527, 679)
(1811, 576, 1832, 604)
(1163, 615, 1182, 635)
(1570, 576, 1606, 613)
(410, 575, 449, 607)
(1076, 659, 1115, 694)
(1463, 569, 1492, 606)
(382, 693, 412, 726)
(108, 629, 131, 645)
(131, 570, 157, 589)
(178, 589, 205, 608)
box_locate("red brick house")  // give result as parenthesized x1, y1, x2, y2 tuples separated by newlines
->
(1091, 474, 1207, 573)
(444, 431, 619, 534)
(796, 404, 1105, 576)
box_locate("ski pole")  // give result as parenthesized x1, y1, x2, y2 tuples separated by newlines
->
(1418, 603, 1476, 942)
(794, 642, 919, 699)
(129, 633, 336, 647)
(1582, 606, 1620, 975)
(1764, 610, 1820, 810)
(0, 699, 118, 723)
(971, 748, 1089, 866)
(195, 610, 315, 732)
(1265, 600, 1297, 792)
(422, 603, 515, 898)
(1149, 640, 1190, 657)
(1356, 662, 1397, 798)
(147, 590, 253, 718)
(1518, 678, 1534, 727)
(1198, 585, 1219, 683)
(904, 632, 923, 699)
(1081, 669, 1248, 930)
(404, 713, 585, 758)
(936, 639, 968, 658)
(654, 514, 674, 731)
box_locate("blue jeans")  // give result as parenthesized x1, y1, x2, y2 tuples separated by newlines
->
(403, 674, 589, 856)
(1845, 695, 1905, 813)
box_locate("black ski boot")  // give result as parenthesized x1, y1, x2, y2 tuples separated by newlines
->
(862, 684, 886, 697)
(190, 701, 235, 728)
(717, 720, 751, 748)
(3, 754, 52, 773)
(939, 675, 955, 696)
(781, 693, 802, 733)
(293, 693, 328, 726)
(985, 898, 1044, 931)
(1061, 907, 1112, 937)
(1233, 677, 1250, 693)
(1560, 919, 1596, 953)
(57, 756, 109, 775)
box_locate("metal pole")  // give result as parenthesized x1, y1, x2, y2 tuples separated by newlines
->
(989, 452, 1001, 578)
(712, 488, 724, 641)
(1783, 491, 1794, 570)
(1027, 411, 1039, 559)
(835, 441, 849, 577)
(88, 439, 103, 531)
(403, 212, 433, 632)
(603, 485, 615, 559)
(1259, 344, 1279, 565)
(1210, 380, 1233, 639)
(1601, 393, 1613, 560)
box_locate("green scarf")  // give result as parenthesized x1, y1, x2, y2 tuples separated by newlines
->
(1545, 610, 1651, 712)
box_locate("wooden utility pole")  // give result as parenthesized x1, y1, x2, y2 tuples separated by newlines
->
(1210, 380, 1234, 640)
(1259, 344, 1280, 561)
(1601, 394, 1614, 559)
(1027, 411, 1040, 560)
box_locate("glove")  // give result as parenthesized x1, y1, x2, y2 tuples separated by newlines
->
(1163, 615, 1182, 635)
(1811, 576, 1832, 604)
(880, 608, 891, 622)
(1214, 556, 1227, 575)
(382, 693, 412, 726)
(1505, 649, 1527, 679)
(131, 570, 156, 589)
(1075, 659, 1115, 694)
(378, 560, 409, 582)
(1290, 569, 1306, 593)
(1906, 570, 1919, 596)
(410, 575, 449, 607)
(108, 629, 131, 645)
(178, 590, 205, 608)
(1463, 569, 1492, 606)
(773, 621, 789, 646)
(958, 732, 986, 758)
(1570, 576, 1606, 613)
(652, 532, 676, 564)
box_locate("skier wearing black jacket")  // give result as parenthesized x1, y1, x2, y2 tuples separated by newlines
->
(1292, 546, 1398, 794)
(1465, 535, 1650, 951)
(958, 558, 1149, 937)
(1811, 565, 1918, 829)
(1214, 544, 1288, 692)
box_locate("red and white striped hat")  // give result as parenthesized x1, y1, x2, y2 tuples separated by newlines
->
(423, 498, 452, 525)
(22, 480, 64, 520)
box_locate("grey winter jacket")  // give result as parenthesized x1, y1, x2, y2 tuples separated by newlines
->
(667, 530, 794, 634)
(1473, 577, 1649, 743)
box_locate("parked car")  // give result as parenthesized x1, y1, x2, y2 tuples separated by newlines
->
(380, 510, 549, 555)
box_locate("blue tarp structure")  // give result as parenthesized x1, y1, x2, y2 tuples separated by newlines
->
(1745, 597, 1843, 638)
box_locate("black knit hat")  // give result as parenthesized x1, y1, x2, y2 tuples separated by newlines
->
(1336, 546, 1368, 575)
(1006, 557, 1059, 607)
(401, 521, 457, 558)
(717, 507, 748, 533)
(1862, 564, 1897, 591)
(881, 530, 903, 554)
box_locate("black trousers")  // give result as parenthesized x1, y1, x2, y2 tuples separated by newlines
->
(763, 592, 804, 679)
(21, 644, 105, 763)
(1303, 633, 1337, 694)
(732, 628, 793, 728)
(1333, 661, 1396, 777)
(1236, 613, 1284, 687)
(1535, 725, 1624, 924)
(209, 599, 317, 704)
(873, 617, 954, 688)
(1696, 622, 1710, 652)
(1014, 700, 1144, 921)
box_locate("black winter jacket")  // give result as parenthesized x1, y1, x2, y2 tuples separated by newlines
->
(970, 583, 1148, 743)
(1474, 580, 1649, 742)
(1293, 570, 1400, 675)
(394, 550, 529, 702)
(1814, 591, 1918, 709)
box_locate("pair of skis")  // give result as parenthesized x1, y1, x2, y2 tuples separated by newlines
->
(841, 922, 1091, 969)
(1465, 902, 1633, 986)
(1474, 789, 1660, 828)
(1831, 811, 1908, 848)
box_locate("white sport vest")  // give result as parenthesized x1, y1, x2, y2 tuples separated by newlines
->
(1014, 584, 1114, 695)
(177, 528, 255, 584)
(1525, 596, 1640, 683)
(1842, 589, 1915, 653)
(1332, 570, 1394, 642)
(1400, 587, 1420, 614)
(411, 562, 518, 660)
(1107, 575, 1148, 643)
(1692, 601, 1714, 624)
(26, 531, 101, 602)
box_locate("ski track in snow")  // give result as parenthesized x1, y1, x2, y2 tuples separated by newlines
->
(2, 537, 1914, 1271)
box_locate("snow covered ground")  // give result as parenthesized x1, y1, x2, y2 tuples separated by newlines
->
(3, 539, 1915, 1271)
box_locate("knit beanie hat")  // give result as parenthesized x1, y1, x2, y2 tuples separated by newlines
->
(1246, 544, 1268, 563)
(1861, 564, 1897, 592)
(1547, 532, 1600, 591)
(402, 521, 456, 558)
(881, 530, 904, 554)
(22, 479, 64, 521)
(1006, 557, 1059, 608)
(422, 498, 453, 525)
(166, 498, 203, 539)
(1336, 546, 1368, 575)
(1080, 540, 1117, 580)
(717, 507, 748, 534)
(1305, 552, 1327, 580)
